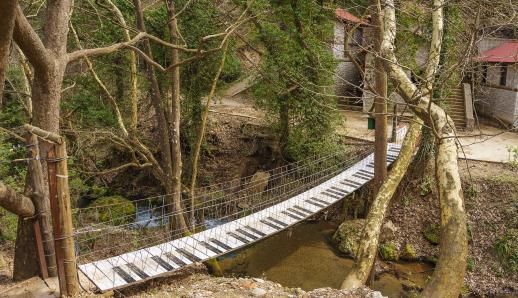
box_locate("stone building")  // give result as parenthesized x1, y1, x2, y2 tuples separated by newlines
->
(333, 8, 406, 113)
(333, 8, 367, 111)
(474, 39, 518, 127)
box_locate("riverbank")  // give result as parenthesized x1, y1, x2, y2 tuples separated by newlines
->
(385, 160, 518, 296)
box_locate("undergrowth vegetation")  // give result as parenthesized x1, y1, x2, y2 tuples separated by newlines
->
(493, 229, 518, 273)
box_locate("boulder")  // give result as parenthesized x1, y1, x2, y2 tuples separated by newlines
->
(251, 288, 267, 297)
(400, 243, 418, 261)
(332, 219, 365, 257)
(250, 171, 270, 194)
(380, 220, 398, 243)
(379, 243, 399, 261)
(87, 195, 136, 225)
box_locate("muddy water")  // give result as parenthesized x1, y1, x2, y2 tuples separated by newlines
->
(219, 222, 433, 298)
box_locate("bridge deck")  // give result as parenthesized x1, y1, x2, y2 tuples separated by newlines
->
(79, 143, 402, 291)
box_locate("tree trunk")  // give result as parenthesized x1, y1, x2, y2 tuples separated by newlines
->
(379, 1, 468, 296)
(0, 0, 16, 102)
(279, 98, 290, 158)
(189, 42, 229, 228)
(12, 0, 72, 280)
(13, 217, 40, 280)
(341, 120, 422, 289)
(372, 0, 388, 196)
(106, 0, 138, 131)
(167, 0, 188, 233)
(0, 183, 35, 218)
(13, 65, 66, 280)
(421, 111, 468, 298)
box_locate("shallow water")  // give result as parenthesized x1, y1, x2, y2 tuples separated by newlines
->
(219, 221, 433, 297)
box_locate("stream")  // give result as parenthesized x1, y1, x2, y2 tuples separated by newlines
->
(218, 221, 434, 298)
(132, 205, 435, 297)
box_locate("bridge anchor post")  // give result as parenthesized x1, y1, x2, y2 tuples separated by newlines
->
(50, 142, 80, 296)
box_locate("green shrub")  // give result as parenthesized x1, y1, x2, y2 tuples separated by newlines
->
(419, 176, 435, 196)
(467, 257, 475, 272)
(493, 229, 518, 273)
(0, 207, 18, 242)
(507, 145, 518, 169)
(465, 185, 479, 198)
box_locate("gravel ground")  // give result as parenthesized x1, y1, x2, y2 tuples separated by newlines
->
(111, 268, 382, 298)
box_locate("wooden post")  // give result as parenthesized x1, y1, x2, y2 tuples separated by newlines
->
(370, 0, 388, 286)
(25, 134, 58, 278)
(34, 220, 48, 279)
(47, 147, 68, 296)
(55, 142, 79, 296)
(391, 103, 398, 142)
(25, 123, 79, 296)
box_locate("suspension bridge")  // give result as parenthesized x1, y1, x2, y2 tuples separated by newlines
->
(74, 127, 407, 291)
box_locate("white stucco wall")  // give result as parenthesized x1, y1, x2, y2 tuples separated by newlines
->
(333, 21, 363, 97)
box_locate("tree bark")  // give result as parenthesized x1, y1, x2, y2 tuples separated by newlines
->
(167, 0, 189, 233)
(0, 0, 16, 102)
(372, 0, 388, 196)
(0, 183, 35, 218)
(341, 120, 422, 289)
(105, 0, 139, 131)
(379, 1, 468, 296)
(12, 0, 72, 280)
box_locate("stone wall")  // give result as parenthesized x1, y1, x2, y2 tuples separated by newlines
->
(476, 86, 518, 126)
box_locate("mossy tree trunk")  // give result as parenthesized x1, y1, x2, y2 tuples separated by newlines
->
(341, 120, 422, 289)
(378, 0, 468, 296)
(166, 0, 189, 233)
(0, 0, 16, 103)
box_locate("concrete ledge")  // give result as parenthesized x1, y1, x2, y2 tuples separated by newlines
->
(463, 83, 475, 130)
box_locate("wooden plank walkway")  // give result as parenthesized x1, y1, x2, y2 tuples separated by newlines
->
(79, 143, 402, 291)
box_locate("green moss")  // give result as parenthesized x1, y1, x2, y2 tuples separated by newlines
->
(332, 219, 365, 257)
(493, 229, 518, 273)
(488, 174, 518, 185)
(401, 243, 418, 261)
(423, 223, 440, 245)
(88, 195, 136, 225)
(424, 256, 438, 265)
(379, 243, 399, 261)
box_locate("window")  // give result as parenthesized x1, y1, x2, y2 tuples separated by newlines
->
(500, 64, 508, 86)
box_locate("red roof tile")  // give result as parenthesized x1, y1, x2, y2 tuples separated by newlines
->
(475, 41, 518, 63)
(335, 8, 368, 25)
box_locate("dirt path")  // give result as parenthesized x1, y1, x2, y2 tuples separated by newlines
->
(457, 124, 518, 163)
